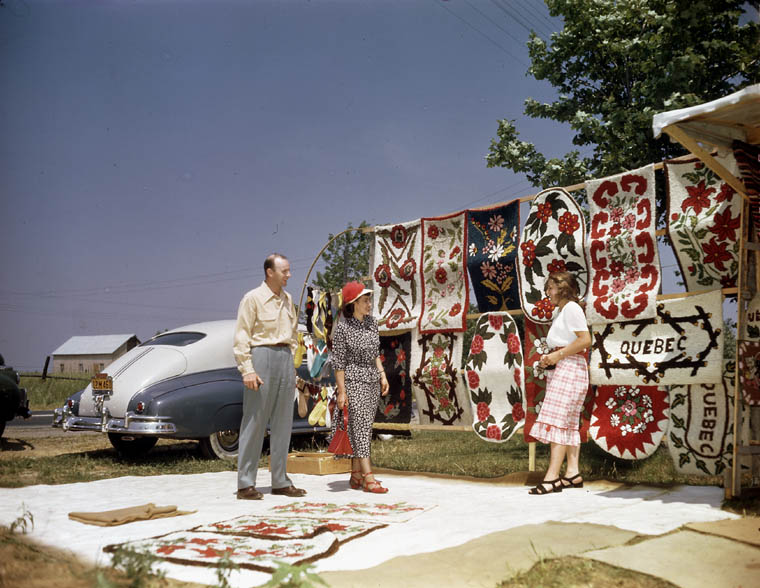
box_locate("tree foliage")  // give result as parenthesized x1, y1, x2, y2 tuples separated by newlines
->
(314, 221, 371, 291)
(487, 0, 760, 224)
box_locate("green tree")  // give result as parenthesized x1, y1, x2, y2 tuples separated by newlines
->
(314, 221, 371, 291)
(486, 0, 759, 225)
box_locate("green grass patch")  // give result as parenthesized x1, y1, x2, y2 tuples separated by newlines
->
(20, 375, 88, 410)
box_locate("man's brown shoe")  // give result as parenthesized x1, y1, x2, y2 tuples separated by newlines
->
(237, 486, 263, 500)
(271, 485, 307, 497)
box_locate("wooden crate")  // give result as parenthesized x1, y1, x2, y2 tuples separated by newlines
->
(282, 452, 351, 475)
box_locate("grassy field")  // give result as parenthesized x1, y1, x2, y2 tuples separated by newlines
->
(20, 374, 88, 410)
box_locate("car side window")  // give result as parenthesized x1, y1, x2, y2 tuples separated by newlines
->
(141, 332, 206, 347)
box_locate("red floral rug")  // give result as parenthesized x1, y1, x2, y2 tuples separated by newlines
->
(517, 187, 588, 324)
(590, 290, 724, 386)
(586, 164, 660, 324)
(194, 515, 385, 541)
(738, 340, 760, 405)
(268, 501, 435, 523)
(372, 219, 422, 331)
(589, 385, 669, 460)
(419, 212, 469, 333)
(666, 154, 741, 291)
(465, 312, 525, 442)
(411, 330, 472, 426)
(375, 333, 413, 423)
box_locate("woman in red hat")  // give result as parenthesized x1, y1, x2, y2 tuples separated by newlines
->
(328, 280, 390, 493)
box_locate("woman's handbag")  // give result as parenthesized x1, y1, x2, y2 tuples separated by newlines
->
(327, 405, 353, 455)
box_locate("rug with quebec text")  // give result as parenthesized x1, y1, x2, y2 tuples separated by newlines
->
(590, 290, 723, 386)
(466, 201, 520, 312)
(372, 219, 422, 331)
(517, 188, 588, 323)
(740, 292, 760, 340)
(464, 312, 524, 442)
(411, 330, 471, 426)
(586, 165, 661, 324)
(419, 212, 469, 333)
(589, 385, 669, 460)
(666, 154, 741, 291)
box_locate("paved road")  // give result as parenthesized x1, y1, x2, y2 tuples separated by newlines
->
(6, 410, 54, 429)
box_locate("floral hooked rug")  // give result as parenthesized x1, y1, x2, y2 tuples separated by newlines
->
(667, 361, 741, 476)
(665, 154, 741, 291)
(466, 201, 520, 312)
(375, 333, 413, 423)
(268, 501, 436, 524)
(589, 385, 669, 460)
(464, 312, 525, 442)
(738, 340, 760, 406)
(372, 220, 422, 331)
(419, 212, 469, 333)
(517, 188, 588, 324)
(411, 330, 472, 426)
(590, 289, 723, 386)
(586, 165, 661, 325)
(194, 515, 385, 541)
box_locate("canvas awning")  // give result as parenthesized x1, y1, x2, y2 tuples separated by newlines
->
(652, 84, 760, 197)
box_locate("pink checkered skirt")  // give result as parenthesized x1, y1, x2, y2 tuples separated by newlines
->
(528, 354, 588, 446)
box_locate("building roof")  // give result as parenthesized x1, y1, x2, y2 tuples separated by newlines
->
(52, 334, 139, 356)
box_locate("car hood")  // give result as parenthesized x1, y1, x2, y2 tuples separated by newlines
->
(78, 346, 187, 418)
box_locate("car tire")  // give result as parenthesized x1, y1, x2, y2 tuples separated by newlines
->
(199, 429, 239, 460)
(0, 419, 5, 439)
(107, 433, 158, 457)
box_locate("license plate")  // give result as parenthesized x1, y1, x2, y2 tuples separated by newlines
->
(92, 373, 113, 393)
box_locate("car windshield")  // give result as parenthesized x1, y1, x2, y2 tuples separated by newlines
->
(141, 332, 206, 347)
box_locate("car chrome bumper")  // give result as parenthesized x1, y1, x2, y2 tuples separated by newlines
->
(53, 406, 176, 435)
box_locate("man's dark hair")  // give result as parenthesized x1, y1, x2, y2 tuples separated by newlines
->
(264, 253, 288, 275)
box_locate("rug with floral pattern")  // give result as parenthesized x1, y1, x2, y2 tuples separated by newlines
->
(411, 330, 471, 426)
(194, 516, 385, 541)
(667, 361, 746, 476)
(466, 202, 520, 312)
(666, 154, 741, 291)
(589, 385, 669, 460)
(375, 333, 412, 423)
(738, 340, 760, 406)
(586, 165, 661, 325)
(464, 312, 524, 442)
(268, 501, 435, 524)
(590, 290, 723, 386)
(372, 219, 422, 331)
(517, 188, 588, 324)
(419, 212, 469, 333)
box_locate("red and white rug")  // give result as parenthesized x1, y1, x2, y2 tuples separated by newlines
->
(372, 219, 422, 331)
(590, 290, 723, 386)
(586, 165, 660, 325)
(464, 312, 525, 443)
(589, 385, 669, 460)
(738, 340, 760, 406)
(419, 212, 469, 333)
(517, 187, 588, 324)
(666, 154, 741, 291)
(268, 501, 436, 524)
(194, 515, 385, 541)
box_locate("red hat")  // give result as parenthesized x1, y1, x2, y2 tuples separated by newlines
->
(342, 281, 372, 305)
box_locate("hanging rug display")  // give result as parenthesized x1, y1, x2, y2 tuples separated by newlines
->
(464, 312, 525, 443)
(103, 530, 338, 573)
(269, 501, 436, 524)
(733, 140, 760, 240)
(589, 385, 669, 460)
(590, 289, 723, 386)
(586, 164, 661, 325)
(517, 187, 589, 323)
(419, 212, 469, 333)
(411, 330, 472, 426)
(667, 361, 741, 477)
(375, 332, 413, 424)
(666, 154, 741, 291)
(739, 292, 760, 340)
(466, 201, 520, 312)
(372, 219, 422, 331)
(738, 340, 760, 405)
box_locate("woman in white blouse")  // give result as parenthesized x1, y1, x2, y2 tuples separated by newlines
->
(528, 271, 592, 495)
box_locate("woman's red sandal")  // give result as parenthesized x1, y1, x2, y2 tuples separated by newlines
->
(349, 470, 363, 490)
(362, 472, 388, 494)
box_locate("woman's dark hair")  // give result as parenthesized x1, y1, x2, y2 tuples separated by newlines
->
(545, 271, 581, 303)
(342, 301, 355, 318)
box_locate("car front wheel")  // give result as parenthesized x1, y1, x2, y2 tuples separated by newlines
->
(199, 429, 239, 460)
(107, 433, 158, 457)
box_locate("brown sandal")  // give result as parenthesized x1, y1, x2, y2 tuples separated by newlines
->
(561, 473, 584, 488)
(528, 478, 563, 495)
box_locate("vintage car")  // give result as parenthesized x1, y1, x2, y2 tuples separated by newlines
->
(53, 321, 330, 459)
(0, 354, 31, 438)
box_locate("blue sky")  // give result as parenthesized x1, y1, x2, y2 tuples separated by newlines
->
(0, 0, 690, 371)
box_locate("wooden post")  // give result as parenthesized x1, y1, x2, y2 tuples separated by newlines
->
(528, 441, 536, 472)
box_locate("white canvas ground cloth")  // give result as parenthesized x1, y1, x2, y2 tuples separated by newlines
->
(0, 470, 737, 587)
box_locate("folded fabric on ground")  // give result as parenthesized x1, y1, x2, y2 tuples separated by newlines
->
(68, 503, 196, 526)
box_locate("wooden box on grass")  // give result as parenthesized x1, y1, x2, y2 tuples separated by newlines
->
(280, 452, 351, 475)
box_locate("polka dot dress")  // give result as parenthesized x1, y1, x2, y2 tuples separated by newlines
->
(329, 315, 381, 459)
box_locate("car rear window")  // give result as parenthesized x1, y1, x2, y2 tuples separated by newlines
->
(141, 332, 206, 347)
